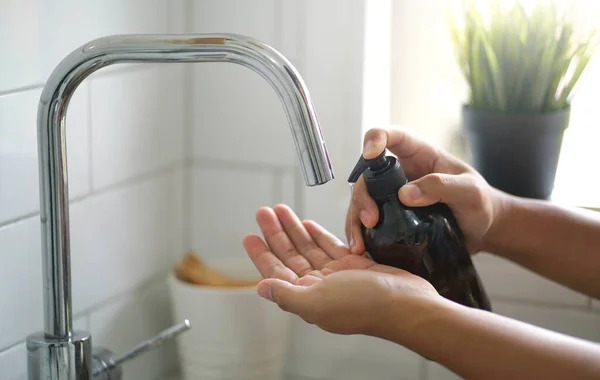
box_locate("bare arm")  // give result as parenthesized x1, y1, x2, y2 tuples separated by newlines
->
(485, 194, 600, 299)
(380, 296, 600, 380)
(349, 127, 600, 299)
(245, 204, 600, 380)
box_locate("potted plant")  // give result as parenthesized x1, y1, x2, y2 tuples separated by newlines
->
(449, 0, 598, 199)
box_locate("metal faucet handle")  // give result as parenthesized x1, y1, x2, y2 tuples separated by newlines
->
(92, 319, 192, 380)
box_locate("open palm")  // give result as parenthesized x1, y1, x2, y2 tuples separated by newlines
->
(242, 204, 415, 286)
(243, 204, 437, 335)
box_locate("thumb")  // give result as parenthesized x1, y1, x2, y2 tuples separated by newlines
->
(398, 173, 479, 208)
(257, 278, 314, 314)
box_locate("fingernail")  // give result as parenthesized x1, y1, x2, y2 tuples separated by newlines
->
(359, 210, 371, 225)
(363, 140, 376, 158)
(401, 184, 421, 200)
(258, 284, 273, 301)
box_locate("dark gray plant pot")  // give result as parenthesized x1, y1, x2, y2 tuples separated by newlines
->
(462, 106, 570, 200)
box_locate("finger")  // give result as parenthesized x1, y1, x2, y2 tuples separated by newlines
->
(347, 176, 375, 255)
(363, 127, 458, 180)
(242, 234, 298, 283)
(256, 207, 314, 276)
(257, 278, 316, 317)
(345, 205, 365, 255)
(351, 175, 378, 228)
(362, 127, 388, 159)
(273, 204, 333, 269)
(302, 219, 349, 259)
(398, 172, 481, 209)
(363, 126, 435, 161)
(345, 205, 352, 244)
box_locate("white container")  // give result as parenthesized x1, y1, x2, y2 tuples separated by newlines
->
(167, 257, 292, 380)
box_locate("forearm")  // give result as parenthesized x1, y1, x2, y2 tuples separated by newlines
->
(484, 192, 600, 298)
(379, 297, 600, 380)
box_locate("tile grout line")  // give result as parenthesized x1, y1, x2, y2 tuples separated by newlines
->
(272, 169, 283, 204)
(0, 163, 183, 229)
(181, 0, 194, 254)
(87, 78, 94, 193)
(76, 270, 170, 317)
(274, 0, 283, 52)
(0, 65, 146, 99)
(420, 358, 430, 380)
(85, 310, 91, 332)
(72, 162, 183, 203)
(294, 165, 305, 220)
(0, 82, 45, 97)
(296, 0, 307, 67)
(0, 211, 40, 229)
(295, 0, 307, 220)
(0, 339, 25, 355)
(183, 0, 193, 34)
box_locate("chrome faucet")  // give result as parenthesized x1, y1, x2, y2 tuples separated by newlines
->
(27, 34, 334, 379)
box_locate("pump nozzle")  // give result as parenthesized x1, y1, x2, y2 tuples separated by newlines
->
(347, 149, 408, 198)
(347, 150, 388, 183)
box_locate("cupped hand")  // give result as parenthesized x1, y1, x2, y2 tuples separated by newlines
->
(242, 204, 438, 336)
(347, 126, 506, 255)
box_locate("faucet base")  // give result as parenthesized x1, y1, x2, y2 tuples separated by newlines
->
(26, 330, 92, 380)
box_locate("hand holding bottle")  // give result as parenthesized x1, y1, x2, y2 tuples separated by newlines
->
(347, 126, 507, 255)
(242, 204, 439, 336)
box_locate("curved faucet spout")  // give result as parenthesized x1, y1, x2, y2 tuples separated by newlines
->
(36, 34, 334, 340)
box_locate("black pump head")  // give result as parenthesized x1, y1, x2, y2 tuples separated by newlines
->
(348, 150, 390, 183)
(347, 149, 408, 199)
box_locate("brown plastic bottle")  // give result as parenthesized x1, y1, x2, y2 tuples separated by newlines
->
(348, 150, 492, 311)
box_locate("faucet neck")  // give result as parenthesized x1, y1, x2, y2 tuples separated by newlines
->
(36, 33, 333, 339)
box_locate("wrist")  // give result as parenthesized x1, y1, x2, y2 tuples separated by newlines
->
(482, 188, 518, 255)
(375, 291, 476, 361)
(369, 290, 451, 345)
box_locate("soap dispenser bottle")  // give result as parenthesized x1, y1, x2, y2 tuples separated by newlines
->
(348, 150, 492, 311)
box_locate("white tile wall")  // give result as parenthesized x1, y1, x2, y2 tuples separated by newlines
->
(188, 167, 274, 263)
(0, 194, 95, 351)
(0, 315, 87, 379)
(89, 66, 185, 190)
(70, 171, 182, 312)
(0, 216, 42, 349)
(0, 0, 185, 92)
(0, 344, 26, 380)
(279, 170, 299, 211)
(0, 2, 188, 379)
(190, 62, 297, 167)
(0, 83, 90, 224)
(190, 0, 280, 53)
(188, 0, 304, 168)
(298, 0, 366, 240)
(89, 278, 176, 380)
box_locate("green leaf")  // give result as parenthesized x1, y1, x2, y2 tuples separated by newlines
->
(478, 28, 506, 111)
(447, 0, 599, 114)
